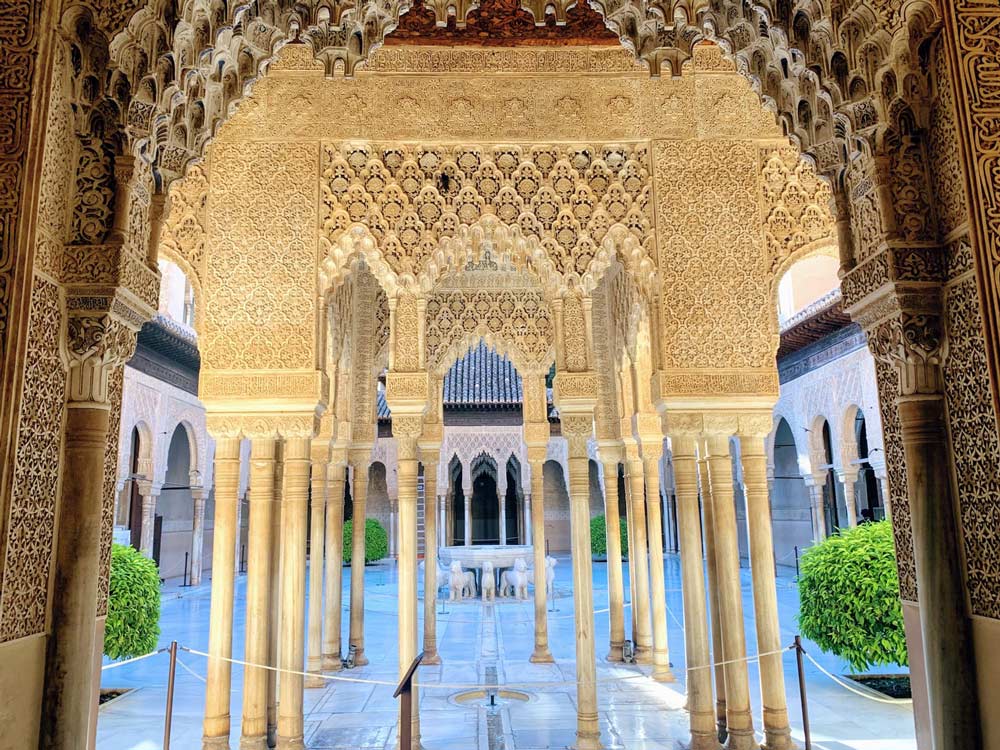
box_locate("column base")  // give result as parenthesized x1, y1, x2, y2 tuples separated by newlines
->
(724, 727, 759, 750)
(353, 652, 369, 667)
(605, 643, 624, 662)
(760, 728, 794, 750)
(573, 728, 603, 750)
(304, 675, 326, 689)
(634, 645, 653, 664)
(202, 734, 231, 750)
(652, 666, 676, 682)
(276, 736, 305, 749)
(421, 650, 441, 665)
(689, 730, 722, 750)
(239, 735, 268, 750)
(322, 654, 342, 671)
(529, 648, 554, 664)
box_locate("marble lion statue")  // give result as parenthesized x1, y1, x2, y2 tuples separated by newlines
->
(481, 561, 496, 602)
(527, 556, 558, 598)
(501, 558, 530, 600)
(449, 561, 474, 601)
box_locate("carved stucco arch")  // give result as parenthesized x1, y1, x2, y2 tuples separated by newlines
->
(92, 0, 944, 207)
(768, 238, 840, 323)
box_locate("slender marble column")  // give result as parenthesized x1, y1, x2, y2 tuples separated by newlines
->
(322, 466, 345, 671)
(696, 445, 727, 735)
(348, 454, 370, 666)
(671, 434, 717, 750)
(267, 449, 283, 746)
(397, 451, 421, 747)
(704, 431, 755, 749)
(277, 437, 310, 748)
(899, 397, 980, 749)
(498, 486, 507, 545)
(422, 458, 441, 664)
(840, 470, 859, 528)
(389, 498, 398, 558)
(528, 452, 553, 662)
(601, 457, 627, 662)
(626, 455, 653, 664)
(523, 494, 533, 546)
(622, 465, 639, 646)
(190, 488, 209, 586)
(643, 450, 674, 682)
(566, 441, 602, 749)
(241, 437, 277, 749)
(439, 494, 447, 549)
(463, 481, 472, 546)
(202, 437, 242, 749)
(137, 483, 158, 557)
(306, 460, 327, 688)
(738, 425, 793, 750)
(807, 481, 827, 539)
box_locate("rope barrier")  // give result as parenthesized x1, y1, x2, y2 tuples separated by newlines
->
(100, 649, 167, 671)
(800, 649, 912, 705)
(175, 655, 207, 683)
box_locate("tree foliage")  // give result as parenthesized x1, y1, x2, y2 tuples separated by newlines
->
(343, 517, 389, 564)
(104, 543, 161, 660)
(589, 514, 629, 558)
(798, 520, 907, 672)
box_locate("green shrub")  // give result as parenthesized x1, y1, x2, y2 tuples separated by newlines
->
(798, 520, 907, 672)
(590, 514, 629, 559)
(104, 543, 161, 660)
(343, 517, 389, 564)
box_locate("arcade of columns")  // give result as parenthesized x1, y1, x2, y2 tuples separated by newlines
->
(0, 1, 998, 749)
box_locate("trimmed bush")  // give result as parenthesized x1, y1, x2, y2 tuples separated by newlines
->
(343, 517, 389, 564)
(798, 520, 907, 672)
(590, 514, 629, 559)
(104, 543, 161, 660)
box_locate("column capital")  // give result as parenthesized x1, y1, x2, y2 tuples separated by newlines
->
(560, 413, 595, 458)
(191, 487, 210, 502)
(523, 421, 551, 447)
(526, 442, 548, 464)
(734, 410, 774, 441)
(597, 440, 625, 465)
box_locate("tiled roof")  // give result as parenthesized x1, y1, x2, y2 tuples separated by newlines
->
(377, 343, 527, 420)
(443, 342, 522, 407)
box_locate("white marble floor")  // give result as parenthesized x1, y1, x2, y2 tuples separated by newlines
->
(96, 555, 917, 750)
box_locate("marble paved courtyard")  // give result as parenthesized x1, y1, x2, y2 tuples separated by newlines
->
(97, 555, 917, 750)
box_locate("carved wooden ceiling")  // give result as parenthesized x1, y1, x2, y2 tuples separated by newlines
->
(384, 0, 620, 46)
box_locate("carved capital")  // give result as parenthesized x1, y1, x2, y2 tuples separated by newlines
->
(523, 421, 551, 446)
(62, 310, 138, 406)
(701, 412, 739, 438)
(869, 312, 945, 396)
(735, 411, 773, 440)
(560, 412, 594, 457)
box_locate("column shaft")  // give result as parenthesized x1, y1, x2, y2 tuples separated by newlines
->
(40, 407, 111, 749)
(626, 458, 653, 663)
(306, 462, 327, 687)
(524, 495, 533, 546)
(422, 463, 441, 664)
(705, 434, 755, 749)
(739, 434, 792, 750)
(899, 397, 980, 749)
(622, 469, 638, 646)
(241, 438, 276, 748)
(439, 495, 447, 549)
(463, 491, 472, 546)
(601, 460, 626, 661)
(528, 457, 552, 662)
(397, 456, 421, 747)
(697, 449, 727, 734)
(348, 461, 370, 666)
(267, 453, 283, 746)
(277, 438, 310, 748)
(322, 470, 345, 670)
(139, 490, 158, 557)
(202, 437, 241, 748)
(808, 483, 826, 539)
(643, 454, 674, 682)
(842, 476, 858, 528)
(568, 453, 601, 749)
(672, 437, 717, 750)
(499, 489, 507, 544)
(191, 491, 207, 586)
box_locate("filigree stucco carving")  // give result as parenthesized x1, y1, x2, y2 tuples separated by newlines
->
(0, 278, 67, 641)
(319, 141, 652, 295)
(202, 141, 317, 371)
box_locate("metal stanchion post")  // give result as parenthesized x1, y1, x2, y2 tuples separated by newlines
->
(163, 640, 178, 750)
(794, 635, 811, 750)
(181, 552, 190, 587)
(394, 652, 424, 750)
(794, 545, 800, 579)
